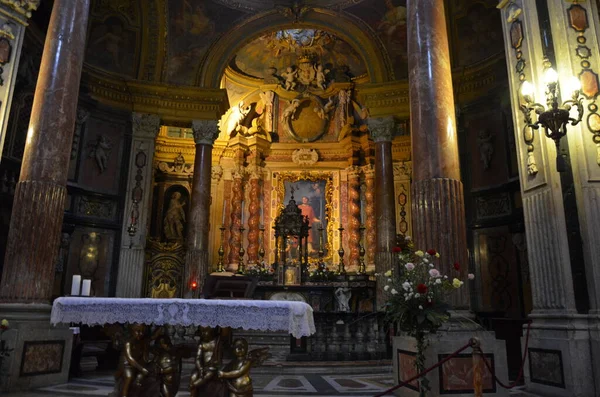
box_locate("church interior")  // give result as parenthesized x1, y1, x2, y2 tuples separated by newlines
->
(0, 0, 599, 396)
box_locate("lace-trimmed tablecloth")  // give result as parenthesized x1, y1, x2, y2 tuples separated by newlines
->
(51, 297, 315, 338)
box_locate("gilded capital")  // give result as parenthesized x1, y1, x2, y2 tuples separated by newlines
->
(192, 120, 219, 145)
(132, 113, 161, 139)
(367, 116, 395, 142)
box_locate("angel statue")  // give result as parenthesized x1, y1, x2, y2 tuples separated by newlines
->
(281, 99, 301, 123)
(88, 134, 112, 174)
(219, 339, 270, 397)
(314, 64, 329, 90)
(280, 66, 298, 91)
(190, 326, 226, 397)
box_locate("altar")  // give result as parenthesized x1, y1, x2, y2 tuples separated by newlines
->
(51, 297, 315, 397)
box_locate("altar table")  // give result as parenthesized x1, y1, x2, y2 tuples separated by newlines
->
(51, 297, 316, 338)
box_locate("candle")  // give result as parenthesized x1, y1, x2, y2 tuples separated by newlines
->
(81, 279, 91, 296)
(241, 200, 245, 225)
(71, 275, 81, 296)
(222, 200, 227, 225)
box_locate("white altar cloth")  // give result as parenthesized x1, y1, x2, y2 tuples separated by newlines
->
(51, 297, 316, 338)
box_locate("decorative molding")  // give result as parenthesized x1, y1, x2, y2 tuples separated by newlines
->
(291, 148, 319, 165)
(475, 192, 512, 220)
(156, 152, 193, 175)
(211, 165, 224, 181)
(393, 161, 412, 178)
(0, 0, 39, 24)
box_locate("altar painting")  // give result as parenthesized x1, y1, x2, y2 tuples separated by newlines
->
(277, 173, 333, 263)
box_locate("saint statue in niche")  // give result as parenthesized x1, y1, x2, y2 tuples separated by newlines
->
(88, 134, 112, 174)
(164, 192, 186, 241)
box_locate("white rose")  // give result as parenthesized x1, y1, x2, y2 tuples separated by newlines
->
(384, 285, 390, 291)
(468, 273, 475, 280)
(402, 281, 411, 291)
(414, 293, 420, 298)
(435, 278, 442, 284)
(391, 289, 399, 295)
(405, 263, 415, 271)
(388, 278, 393, 283)
(418, 305, 423, 310)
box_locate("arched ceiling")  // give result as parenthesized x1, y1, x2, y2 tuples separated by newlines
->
(80, 0, 504, 88)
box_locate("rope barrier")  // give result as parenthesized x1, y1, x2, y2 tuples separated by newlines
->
(373, 320, 533, 396)
(480, 320, 532, 389)
(373, 340, 474, 397)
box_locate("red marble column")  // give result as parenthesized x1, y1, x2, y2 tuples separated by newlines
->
(347, 167, 361, 272)
(368, 117, 397, 306)
(363, 165, 376, 272)
(407, 0, 468, 308)
(0, 0, 90, 303)
(227, 169, 244, 268)
(184, 120, 218, 298)
(246, 171, 261, 263)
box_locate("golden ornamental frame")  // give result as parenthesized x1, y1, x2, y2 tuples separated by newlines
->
(275, 171, 334, 264)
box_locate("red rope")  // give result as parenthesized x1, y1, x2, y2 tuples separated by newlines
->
(373, 340, 474, 397)
(480, 320, 533, 389)
(374, 320, 533, 396)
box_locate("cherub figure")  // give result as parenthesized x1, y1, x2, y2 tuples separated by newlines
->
(116, 324, 151, 397)
(280, 66, 298, 91)
(190, 326, 222, 397)
(314, 64, 329, 90)
(281, 99, 301, 123)
(88, 134, 112, 174)
(152, 335, 181, 397)
(219, 339, 270, 397)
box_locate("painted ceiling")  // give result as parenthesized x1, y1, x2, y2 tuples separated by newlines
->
(232, 29, 367, 79)
(81, 0, 505, 86)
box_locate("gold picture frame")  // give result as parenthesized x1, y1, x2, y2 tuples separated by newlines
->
(275, 171, 334, 264)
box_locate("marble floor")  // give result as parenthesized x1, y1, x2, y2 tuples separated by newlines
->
(4, 366, 398, 397)
(2, 369, 540, 397)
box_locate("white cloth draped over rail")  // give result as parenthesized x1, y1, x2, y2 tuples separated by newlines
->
(51, 297, 316, 338)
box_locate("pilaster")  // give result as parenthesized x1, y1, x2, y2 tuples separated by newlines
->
(115, 113, 160, 298)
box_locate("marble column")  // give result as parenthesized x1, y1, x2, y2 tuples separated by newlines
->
(0, 1, 38, 159)
(246, 167, 262, 263)
(115, 113, 160, 298)
(0, 0, 90, 302)
(407, 0, 468, 308)
(184, 120, 218, 297)
(347, 166, 361, 272)
(368, 116, 397, 306)
(363, 164, 376, 272)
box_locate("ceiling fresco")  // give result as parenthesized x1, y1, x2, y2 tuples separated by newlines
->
(346, 0, 408, 80)
(232, 29, 367, 79)
(165, 0, 245, 85)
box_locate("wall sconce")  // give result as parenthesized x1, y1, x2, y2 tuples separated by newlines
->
(519, 58, 584, 172)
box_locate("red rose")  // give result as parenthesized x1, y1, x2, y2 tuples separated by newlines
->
(453, 262, 461, 271)
(417, 283, 428, 294)
(426, 249, 436, 256)
(393, 246, 402, 253)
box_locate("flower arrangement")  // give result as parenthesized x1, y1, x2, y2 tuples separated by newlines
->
(308, 262, 337, 282)
(383, 236, 473, 395)
(244, 262, 275, 281)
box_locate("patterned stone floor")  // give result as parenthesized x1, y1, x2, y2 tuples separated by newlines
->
(4, 367, 397, 397)
(2, 366, 538, 397)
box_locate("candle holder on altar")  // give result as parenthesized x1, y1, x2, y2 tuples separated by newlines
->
(216, 225, 226, 272)
(357, 225, 366, 275)
(258, 225, 266, 267)
(237, 226, 246, 274)
(317, 224, 325, 265)
(337, 226, 346, 275)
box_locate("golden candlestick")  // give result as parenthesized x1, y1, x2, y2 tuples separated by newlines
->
(337, 226, 346, 275)
(216, 225, 226, 272)
(358, 225, 366, 275)
(237, 226, 246, 274)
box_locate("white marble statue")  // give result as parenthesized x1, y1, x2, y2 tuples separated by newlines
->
(335, 287, 352, 312)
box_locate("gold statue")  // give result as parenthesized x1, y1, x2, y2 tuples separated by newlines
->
(153, 335, 180, 397)
(116, 324, 152, 397)
(219, 339, 270, 397)
(190, 326, 223, 397)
